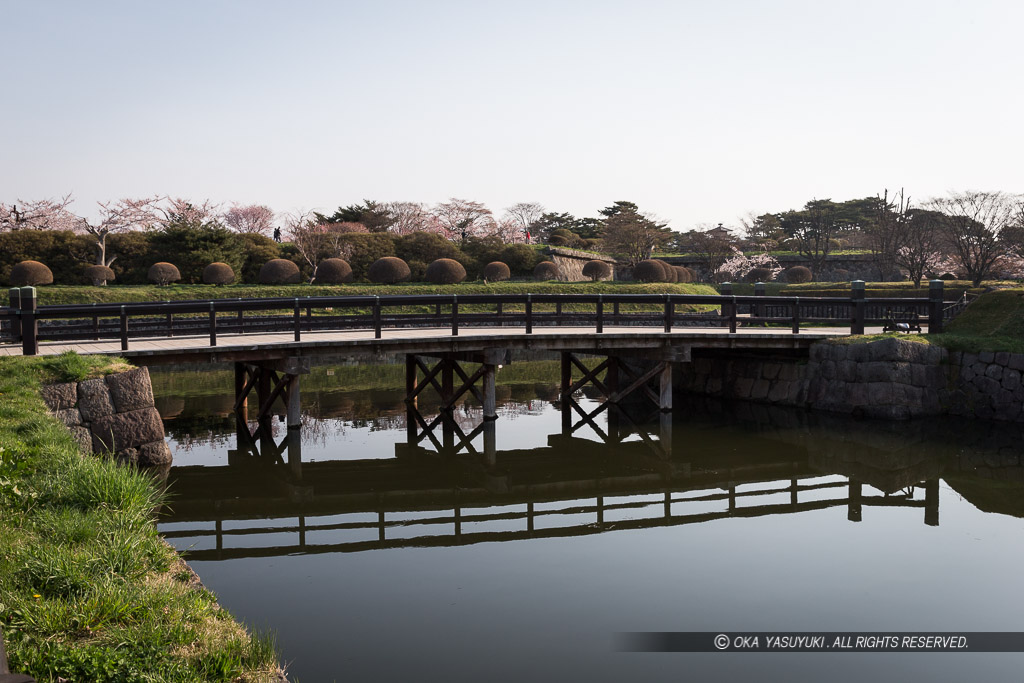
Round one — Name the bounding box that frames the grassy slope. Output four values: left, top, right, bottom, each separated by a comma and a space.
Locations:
0, 354, 280, 682
32, 281, 716, 306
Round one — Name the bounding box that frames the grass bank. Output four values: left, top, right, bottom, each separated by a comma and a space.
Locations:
30, 281, 716, 306
720, 280, 996, 299
0, 353, 281, 681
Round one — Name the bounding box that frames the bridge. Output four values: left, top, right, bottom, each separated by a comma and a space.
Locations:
1, 285, 957, 450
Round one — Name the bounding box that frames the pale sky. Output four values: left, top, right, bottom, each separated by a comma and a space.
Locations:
4, 0, 1023, 228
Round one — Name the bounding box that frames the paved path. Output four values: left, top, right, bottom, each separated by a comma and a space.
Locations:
0, 324, 882, 361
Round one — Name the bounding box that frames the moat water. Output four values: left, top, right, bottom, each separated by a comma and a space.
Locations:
153, 360, 1024, 682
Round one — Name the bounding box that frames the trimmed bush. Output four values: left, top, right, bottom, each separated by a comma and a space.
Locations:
784, 266, 813, 284
147, 262, 180, 286
746, 267, 772, 283
259, 258, 301, 284
202, 262, 235, 286
633, 259, 667, 283
10, 260, 54, 286
500, 244, 541, 274
673, 266, 692, 283
659, 261, 678, 283
314, 258, 353, 284
548, 235, 569, 247
425, 258, 467, 284
84, 264, 115, 286
582, 260, 612, 281
533, 261, 560, 281
483, 261, 511, 282
368, 257, 411, 284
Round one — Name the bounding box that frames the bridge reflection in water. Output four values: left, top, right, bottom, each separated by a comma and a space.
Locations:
157, 392, 986, 561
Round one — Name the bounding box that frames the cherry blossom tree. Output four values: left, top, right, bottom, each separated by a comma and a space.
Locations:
431, 198, 496, 244
0, 194, 81, 232
503, 202, 545, 242
162, 197, 220, 224
222, 204, 276, 236
384, 202, 435, 235
86, 197, 164, 266
715, 246, 783, 282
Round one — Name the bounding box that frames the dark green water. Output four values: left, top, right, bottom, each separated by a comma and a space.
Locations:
153, 362, 1024, 683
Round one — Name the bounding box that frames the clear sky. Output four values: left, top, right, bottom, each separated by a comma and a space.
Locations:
4, 0, 1023, 228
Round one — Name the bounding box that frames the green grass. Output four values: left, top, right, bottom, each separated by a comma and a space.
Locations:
32, 280, 716, 306
0, 355, 283, 681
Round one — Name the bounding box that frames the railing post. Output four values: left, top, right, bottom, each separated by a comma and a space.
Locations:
373, 296, 382, 339
928, 279, 944, 334
209, 301, 217, 347
20, 287, 38, 356
720, 282, 736, 333
754, 281, 765, 320
525, 294, 533, 334
238, 299, 244, 334
792, 296, 800, 334
729, 296, 737, 334
120, 304, 129, 351
8, 287, 21, 343
851, 280, 865, 335
452, 295, 459, 336
663, 294, 673, 333
596, 294, 603, 333
293, 298, 301, 342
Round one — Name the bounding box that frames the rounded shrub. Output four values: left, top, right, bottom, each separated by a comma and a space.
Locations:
633, 259, 667, 283
939, 272, 957, 280
658, 261, 678, 283
746, 267, 772, 283
548, 235, 569, 247
148, 262, 181, 286
84, 264, 115, 286
500, 244, 540, 274
582, 260, 612, 281
368, 257, 411, 284
483, 261, 511, 282
259, 258, 301, 284
314, 258, 353, 284
533, 261, 560, 281
10, 260, 54, 287
673, 266, 692, 283
784, 266, 813, 284
425, 258, 467, 285
202, 262, 235, 286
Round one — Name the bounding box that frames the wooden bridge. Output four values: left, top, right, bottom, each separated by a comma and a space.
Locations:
1, 284, 957, 448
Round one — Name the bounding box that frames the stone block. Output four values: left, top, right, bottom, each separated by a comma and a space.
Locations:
55, 408, 82, 428
706, 376, 723, 394
762, 363, 781, 380
974, 376, 1001, 396
911, 364, 929, 387
105, 367, 154, 413
40, 382, 77, 411
985, 364, 1004, 381
77, 379, 115, 422
820, 360, 836, 380
734, 377, 754, 398
858, 361, 892, 383
926, 366, 948, 390
960, 364, 976, 382
751, 379, 770, 400
138, 440, 173, 466
90, 407, 165, 453
863, 404, 911, 420
768, 381, 790, 403
837, 360, 857, 382
847, 344, 869, 362
1002, 369, 1021, 392
68, 426, 92, 453
846, 382, 870, 406
809, 344, 830, 362
787, 380, 805, 403
116, 448, 139, 465
778, 364, 800, 381
980, 351, 995, 364
867, 382, 894, 404
995, 352, 1011, 367
1008, 354, 1024, 371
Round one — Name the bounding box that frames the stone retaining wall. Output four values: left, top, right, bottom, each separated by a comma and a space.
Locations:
40, 366, 172, 466
675, 337, 1024, 423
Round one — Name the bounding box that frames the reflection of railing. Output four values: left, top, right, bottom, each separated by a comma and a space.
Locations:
161, 476, 936, 562
3, 284, 949, 355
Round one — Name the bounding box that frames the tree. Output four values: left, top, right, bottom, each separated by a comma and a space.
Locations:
600, 204, 671, 266
85, 197, 164, 267
162, 198, 220, 225
896, 208, 946, 286
865, 189, 911, 281
740, 212, 785, 248
533, 211, 603, 242
674, 224, 737, 279
223, 204, 276, 237
149, 211, 245, 283
779, 199, 841, 275
502, 202, 545, 242
320, 200, 394, 232
0, 194, 80, 231
928, 190, 1020, 286
431, 198, 495, 244
384, 202, 434, 235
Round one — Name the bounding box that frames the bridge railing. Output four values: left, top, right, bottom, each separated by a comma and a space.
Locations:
1, 280, 951, 355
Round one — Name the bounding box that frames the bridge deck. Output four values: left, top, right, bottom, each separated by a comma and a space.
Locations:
0, 324, 881, 364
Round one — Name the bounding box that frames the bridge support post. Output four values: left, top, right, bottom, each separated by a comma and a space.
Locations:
482, 363, 496, 420
659, 362, 673, 411
287, 375, 301, 429
234, 363, 248, 416
848, 480, 862, 522
925, 478, 939, 526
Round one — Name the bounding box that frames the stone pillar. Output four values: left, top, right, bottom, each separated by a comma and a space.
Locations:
482, 364, 496, 420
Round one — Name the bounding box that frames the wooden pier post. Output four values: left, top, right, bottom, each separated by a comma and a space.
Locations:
482, 364, 497, 420
925, 479, 939, 526
19, 287, 38, 356
234, 363, 248, 416
286, 374, 301, 429
848, 480, 863, 522
659, 361, 673, 411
